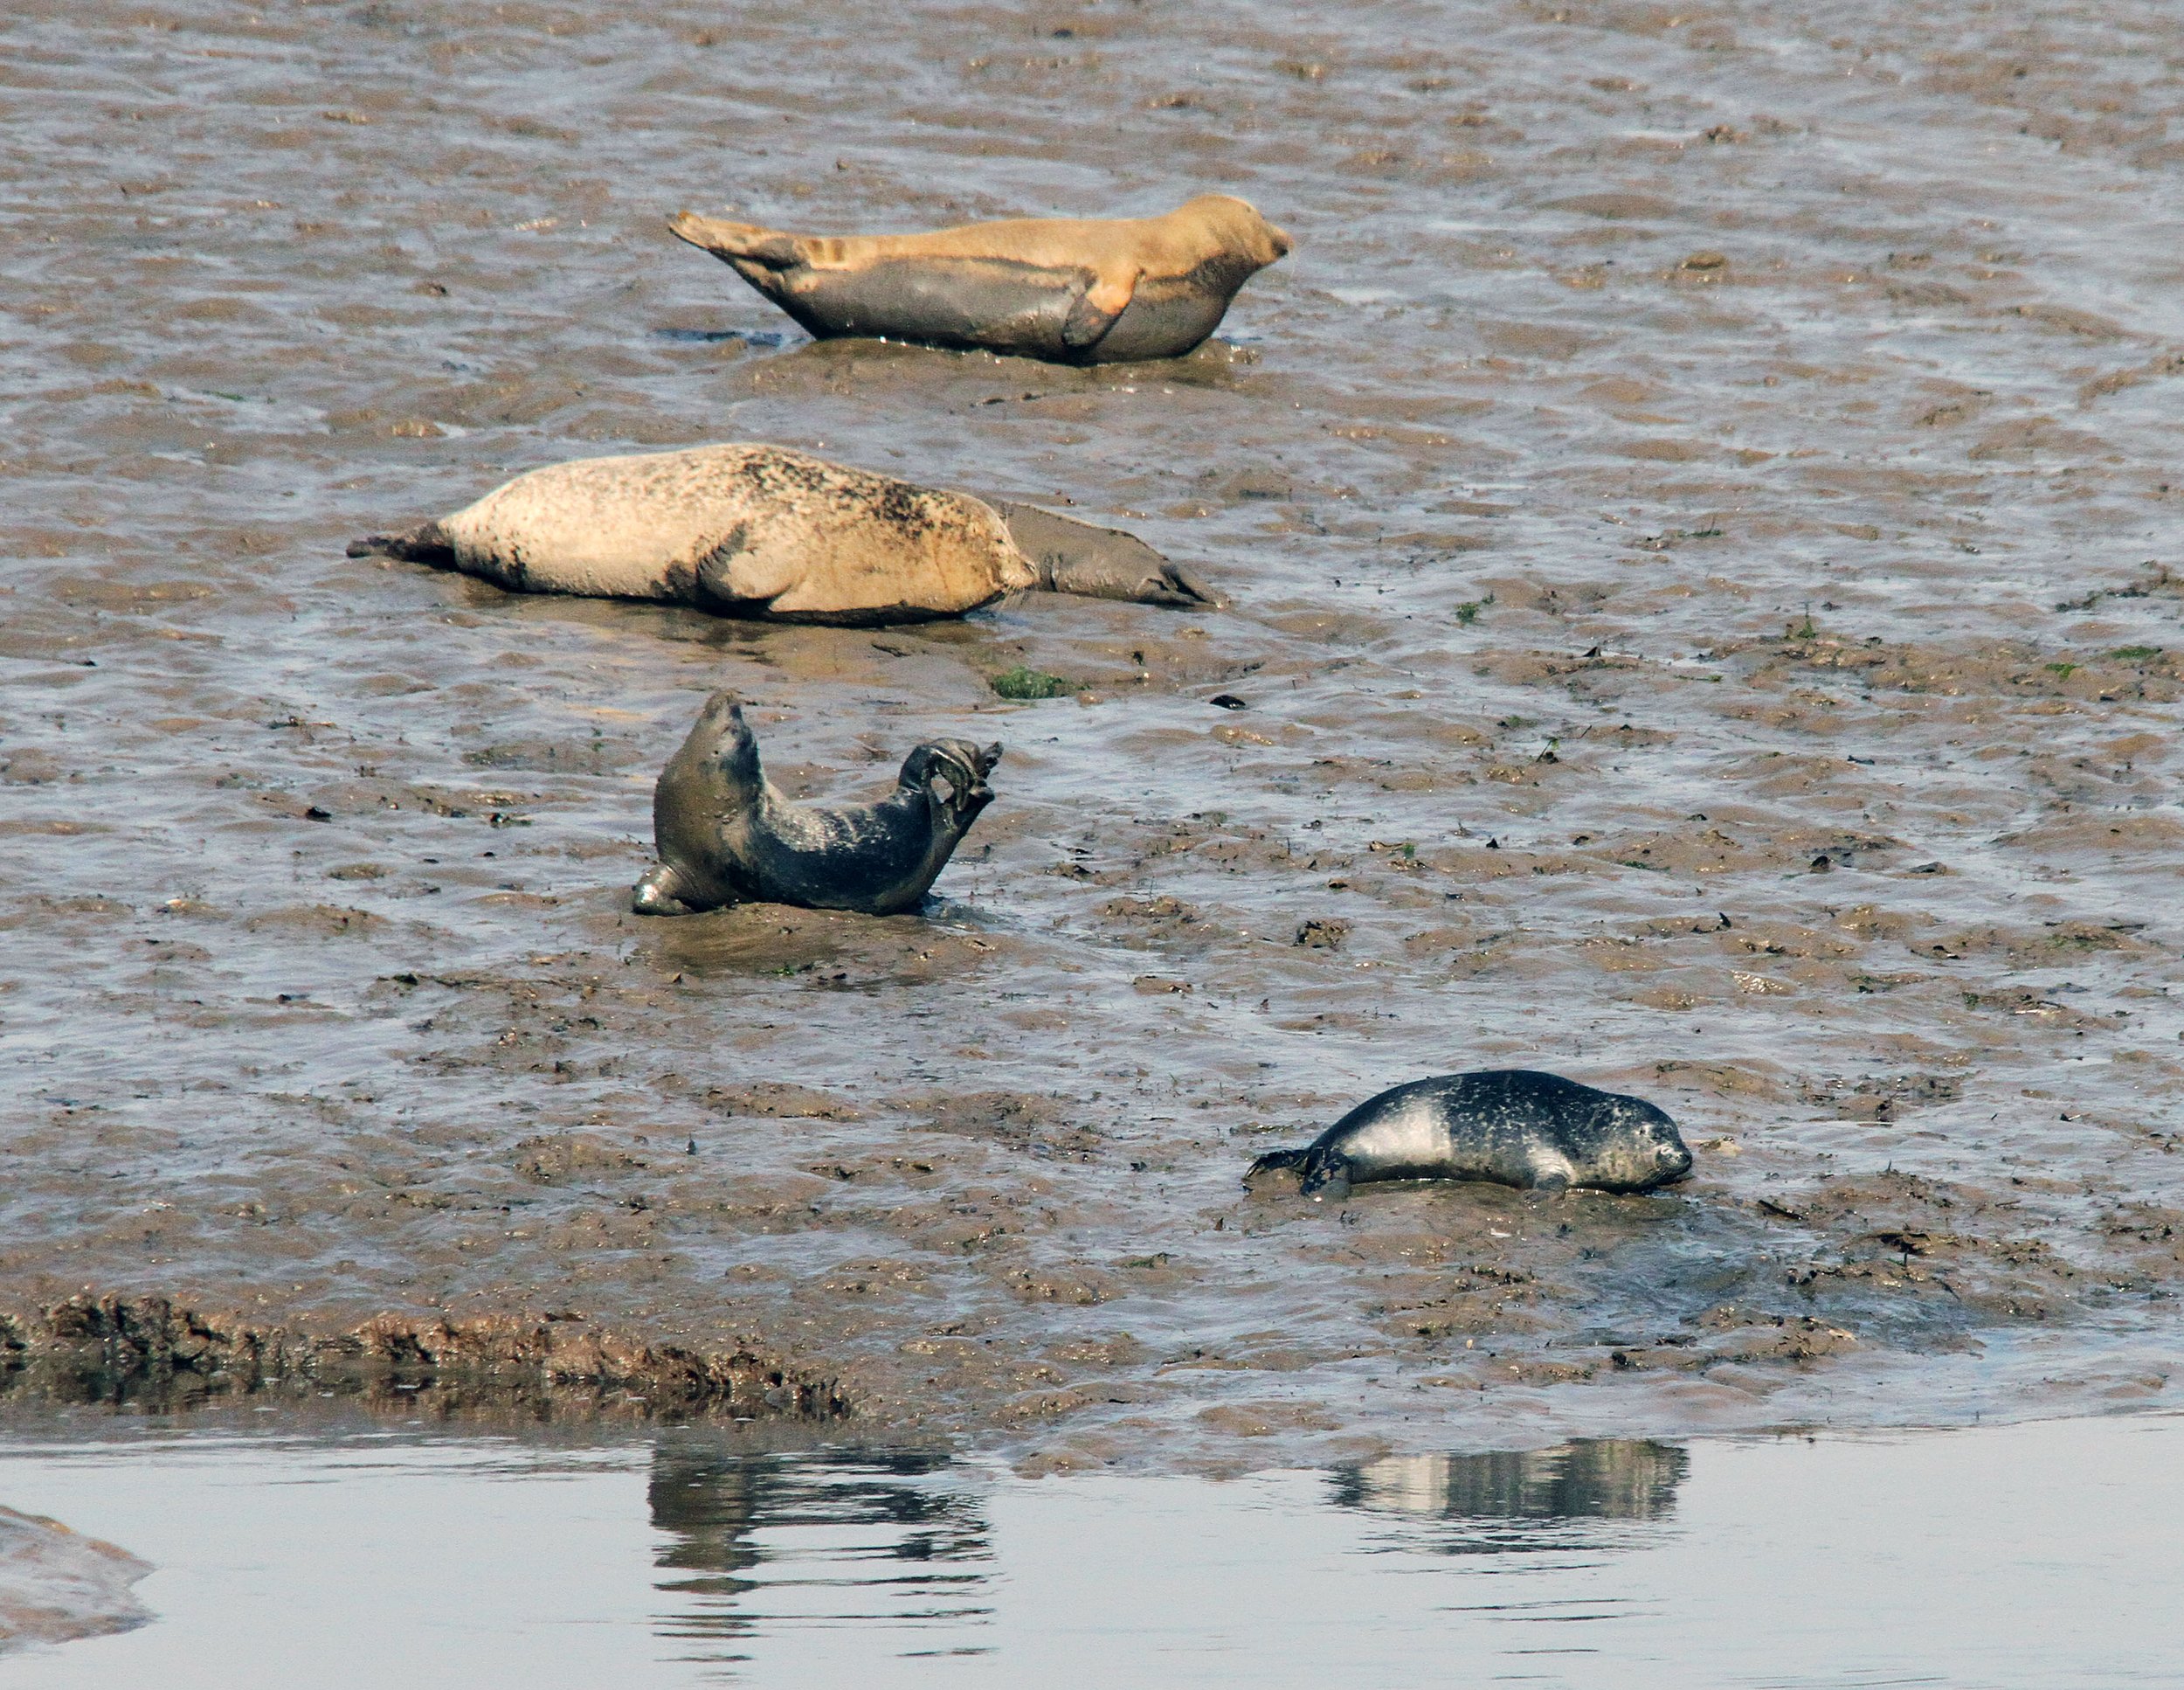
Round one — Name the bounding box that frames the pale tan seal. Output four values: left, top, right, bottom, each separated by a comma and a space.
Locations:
667, 194, 1291, 364
350, 443, 1213, 623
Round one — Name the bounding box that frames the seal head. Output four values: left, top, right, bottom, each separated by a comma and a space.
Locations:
1245, 1070, 1693, 1200
632, 690, 999, 918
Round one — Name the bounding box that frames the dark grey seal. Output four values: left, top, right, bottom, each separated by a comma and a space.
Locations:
632, 691, 999, 917
1245, 1070, 1693, 1200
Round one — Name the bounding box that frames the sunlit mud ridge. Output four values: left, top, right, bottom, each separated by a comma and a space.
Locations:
0, 1296, 850, 1422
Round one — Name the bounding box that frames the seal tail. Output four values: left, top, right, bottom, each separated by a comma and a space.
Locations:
667, 211, 805, 270
348, 520, 457, 567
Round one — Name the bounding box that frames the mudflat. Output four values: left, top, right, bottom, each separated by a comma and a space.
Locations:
3, 0, 2181, 1465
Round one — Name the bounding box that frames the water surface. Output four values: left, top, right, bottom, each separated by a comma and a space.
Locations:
1, 1412, 2178, 1686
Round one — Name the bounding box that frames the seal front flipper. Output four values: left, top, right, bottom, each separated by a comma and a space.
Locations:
990, 500, 1223, 608
1243, 1146, 1309, 1192
1244, 1144, 1352, 1197
1061, 265, 1142, 351
1525, 1145, 1579, 1194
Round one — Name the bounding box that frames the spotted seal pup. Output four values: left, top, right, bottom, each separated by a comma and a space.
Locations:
1246, 1070, 1693, 1199
350, 443, 1213, 621
632, 690, 999, 917
667, 195, 1291, 364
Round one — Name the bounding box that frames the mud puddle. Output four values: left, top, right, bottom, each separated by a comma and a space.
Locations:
3, 0, 2184, 1462
1, 1409, 2179, 1686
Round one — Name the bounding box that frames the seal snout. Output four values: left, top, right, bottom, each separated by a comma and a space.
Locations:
1639, 1107, 1695, 1185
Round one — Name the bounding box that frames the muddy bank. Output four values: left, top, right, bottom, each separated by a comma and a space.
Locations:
2, 0, 2182, 1464
0, 1294, 847, 1422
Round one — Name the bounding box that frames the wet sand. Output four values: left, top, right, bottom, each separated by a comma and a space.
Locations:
3, 0, 2183, 1463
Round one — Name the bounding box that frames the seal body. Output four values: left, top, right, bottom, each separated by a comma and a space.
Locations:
632, 690, 999, 917
351, 444, 1034, 625
667, 195, 1291, 364
350, 444, 1213, 620
1246, 1070, 1693, 1200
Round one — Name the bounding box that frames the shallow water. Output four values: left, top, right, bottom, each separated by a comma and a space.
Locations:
3, 0, 2184, 1458
1, 1411, 2179, 1686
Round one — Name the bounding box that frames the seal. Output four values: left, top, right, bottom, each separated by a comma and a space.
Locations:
667, 194, 1291, 364
1245, 1070, 1693, 1199
632, 689, 1000, 917
349, 443, 1213, 622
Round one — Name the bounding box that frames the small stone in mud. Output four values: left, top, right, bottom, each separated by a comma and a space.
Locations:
1207, 693, 1248, 710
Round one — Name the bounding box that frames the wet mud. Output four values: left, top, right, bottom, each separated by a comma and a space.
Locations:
3, 0, 2182, 1464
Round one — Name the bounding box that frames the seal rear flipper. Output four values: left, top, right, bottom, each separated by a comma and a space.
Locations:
667, 211, 805, 270
989, 500, 1224, 609
348, 520, 457, 567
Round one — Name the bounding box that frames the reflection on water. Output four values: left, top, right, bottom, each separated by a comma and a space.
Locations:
1337, 1437, 1685, 1524
0, 1416, 2176, 1687
646, 1443, 993, 1664
637, 1438, 1689, 1667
